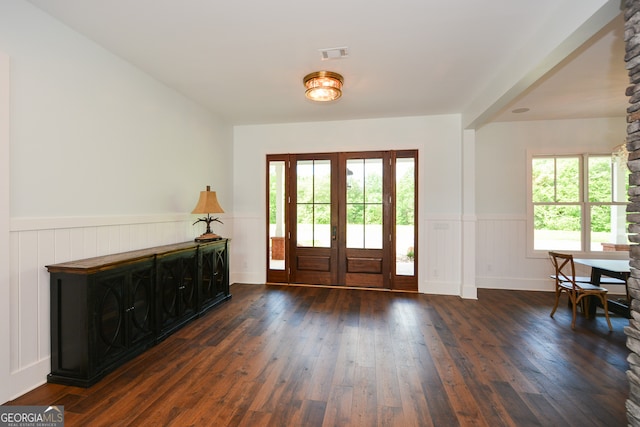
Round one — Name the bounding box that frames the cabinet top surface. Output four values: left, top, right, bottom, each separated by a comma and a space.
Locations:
46, 239, 227, 274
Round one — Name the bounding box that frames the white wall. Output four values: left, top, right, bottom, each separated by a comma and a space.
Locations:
0, 2, 232, 217
0, 2, 232, 402
1, 50, 11, 406
475, 118, 627, 291
232, 115, 464, 295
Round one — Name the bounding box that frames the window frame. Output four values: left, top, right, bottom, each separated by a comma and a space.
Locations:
527, 151, 628, 257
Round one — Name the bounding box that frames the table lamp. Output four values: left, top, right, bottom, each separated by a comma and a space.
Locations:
191, 185, 224, 241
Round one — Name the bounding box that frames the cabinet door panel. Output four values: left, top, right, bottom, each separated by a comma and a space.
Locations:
201, 251, 215, 302
158, 259, 179, 327
156, 249, 198, 336
213, 246, 228, 297
199, 241, 229, 311
129, 268, 154, 346
94, 274, 127, 367
179, 255, 198, 316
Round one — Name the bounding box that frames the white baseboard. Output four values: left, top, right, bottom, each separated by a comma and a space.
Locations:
476, 276, 627, 296
230, 271, 264, 285
420, 280, 462, 296
8, 358, 49, 401
477, 276, 553, 292
461, 284, 478, 299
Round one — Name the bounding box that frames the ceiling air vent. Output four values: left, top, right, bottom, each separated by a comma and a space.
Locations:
319, 47, 349, 60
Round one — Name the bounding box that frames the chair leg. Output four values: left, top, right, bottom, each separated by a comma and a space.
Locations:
601, 295, 613, 331
581, 297, 589, 318
576, 295, 589, 319
550, 288, 561, 317
570, 293, 577, 329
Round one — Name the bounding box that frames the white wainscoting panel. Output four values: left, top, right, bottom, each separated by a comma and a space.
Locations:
230, 215, 265, 284
422, 216, 462, 295
7, 214, 197, 399
477, 215, 629, 295
476, 215, 553, 291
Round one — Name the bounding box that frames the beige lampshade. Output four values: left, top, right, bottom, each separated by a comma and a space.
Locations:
191, 186, 224, 214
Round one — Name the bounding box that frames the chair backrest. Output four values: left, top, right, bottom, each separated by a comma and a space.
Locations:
549, 251, 578, 288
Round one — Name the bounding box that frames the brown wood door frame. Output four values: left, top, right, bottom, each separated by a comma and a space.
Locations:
266, 150, 418, 292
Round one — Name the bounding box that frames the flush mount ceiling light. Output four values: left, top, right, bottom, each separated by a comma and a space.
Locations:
303, 71, 344, 102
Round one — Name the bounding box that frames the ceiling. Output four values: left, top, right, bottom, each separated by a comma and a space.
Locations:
26, 0, 628, 127
492, 13, 628, 123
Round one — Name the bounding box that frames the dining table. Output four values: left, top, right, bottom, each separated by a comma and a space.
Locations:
573, 258, 630, 318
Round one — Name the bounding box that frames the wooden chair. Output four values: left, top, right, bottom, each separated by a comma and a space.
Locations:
549, 251, 612, 331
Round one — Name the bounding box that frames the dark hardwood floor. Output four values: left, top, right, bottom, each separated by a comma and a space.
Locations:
6, 284, 630, 426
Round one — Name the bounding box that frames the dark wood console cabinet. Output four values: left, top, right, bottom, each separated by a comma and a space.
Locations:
46, 239, 230, 387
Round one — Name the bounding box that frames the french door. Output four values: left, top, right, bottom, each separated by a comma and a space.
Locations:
267, 150, 417, 291
290, 153, 339, 286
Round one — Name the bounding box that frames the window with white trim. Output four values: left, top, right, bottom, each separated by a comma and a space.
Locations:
530, 153, 628, 252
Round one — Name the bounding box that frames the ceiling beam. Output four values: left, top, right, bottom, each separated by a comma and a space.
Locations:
462, 0, 623, 130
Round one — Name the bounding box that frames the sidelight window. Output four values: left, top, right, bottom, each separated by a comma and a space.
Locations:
396, 156, 415, 276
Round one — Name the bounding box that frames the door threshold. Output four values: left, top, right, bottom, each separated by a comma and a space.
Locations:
265, 282, 418, 293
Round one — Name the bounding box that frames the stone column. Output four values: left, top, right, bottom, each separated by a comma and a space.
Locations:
626, 1, 640, 425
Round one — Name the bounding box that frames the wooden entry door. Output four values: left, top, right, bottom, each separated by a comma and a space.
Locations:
338, 152, 390, 288
290, 154, 339, 286
289, 152, 390, 288
267, 150, 417, 291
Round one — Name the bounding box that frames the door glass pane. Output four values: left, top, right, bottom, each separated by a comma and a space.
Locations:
314, 161, 331, 203
297, 204, 313, 246
297, 159, 331, 248
314, 204, 331, 246
396, 157, 415, 276
365, 204, 383, 249
346, 204, 364, 248
269, 160, 286, 270
346, 159, 382, 249
365, 159, 383, 203
297, 161, 314, 203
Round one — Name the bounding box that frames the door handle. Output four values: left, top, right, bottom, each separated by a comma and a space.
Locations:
332, 226, 337, 241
